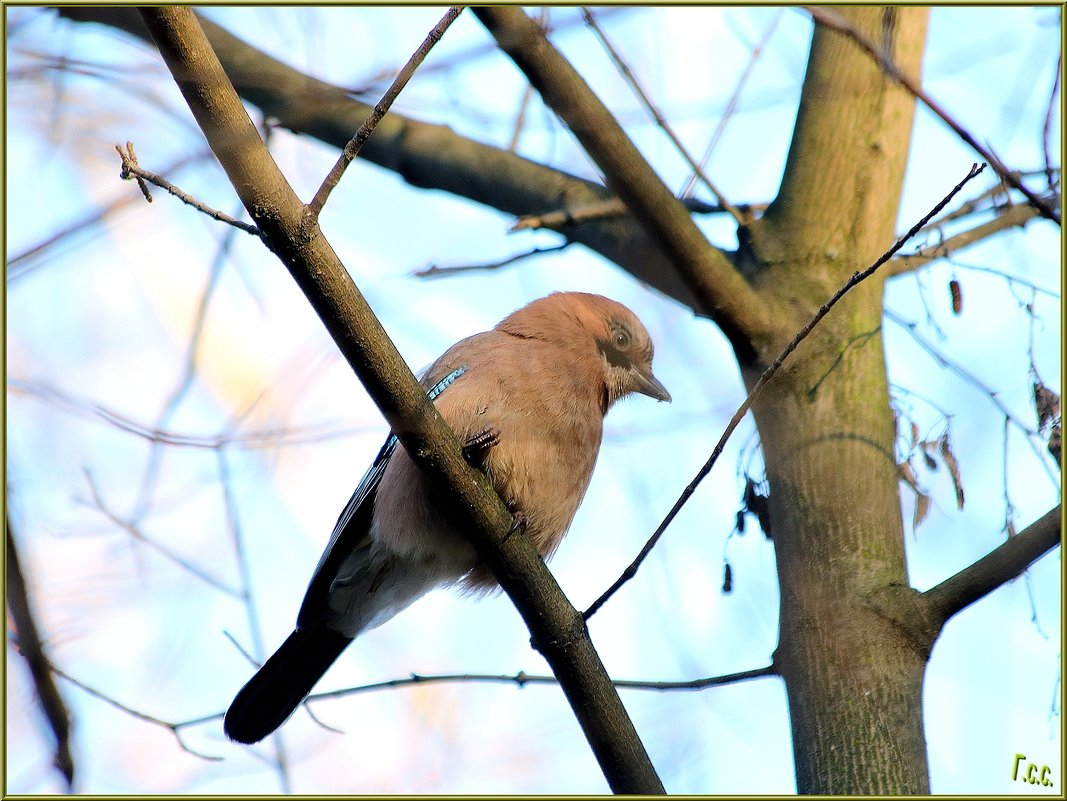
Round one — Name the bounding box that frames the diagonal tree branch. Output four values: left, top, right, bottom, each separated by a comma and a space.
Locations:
923, 505, 1061, 627
580, 7, 744, 225
136, 7, 662, 794
473, 6, 773, 361
307, 6, 464, 217
56, 7, 703, 314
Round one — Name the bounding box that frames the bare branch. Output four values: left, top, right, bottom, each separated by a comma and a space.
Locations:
923, 505, 1061, 626
307, 7, 464, 217
806, 6, 1061, 225
474, 6, 772, 361
585, 163, 986, 621
7, 515, 75, 789
137, 8, 662, 793
414, 243, 571, 278
883, 309, 1060, 488
680, 11, 783, 199
921, 171, 1056, 230
7, 151, 211, 283
217, 450, 293, 791
308, 663, 778, 703
888, 201, 1047, 276
581, 8, 745, 225
57, 7, 704, 313
50, 666, 223, 762
1042, 51, 1061, 191
7, 376, 376, 451
114, 142, 261, 236
81, 469, 241, 597
511, 196, 744, 232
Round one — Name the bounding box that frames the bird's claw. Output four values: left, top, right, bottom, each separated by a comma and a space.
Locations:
503, 512, 529, 543
462, 425, 501, 468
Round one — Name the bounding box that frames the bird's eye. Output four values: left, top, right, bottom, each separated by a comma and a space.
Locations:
614, 329, 631, 349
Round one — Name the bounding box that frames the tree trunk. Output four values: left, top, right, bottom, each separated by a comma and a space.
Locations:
744, 8, 932, 793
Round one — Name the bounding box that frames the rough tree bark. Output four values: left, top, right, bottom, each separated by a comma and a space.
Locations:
745, 8, 933, 793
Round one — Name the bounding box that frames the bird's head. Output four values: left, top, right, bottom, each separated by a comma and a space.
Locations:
498, 292, 671, 409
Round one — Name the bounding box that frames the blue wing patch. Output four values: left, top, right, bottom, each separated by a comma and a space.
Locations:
296, 366, 467, 629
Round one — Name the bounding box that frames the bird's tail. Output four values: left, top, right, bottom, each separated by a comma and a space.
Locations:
224, 625, 351, 744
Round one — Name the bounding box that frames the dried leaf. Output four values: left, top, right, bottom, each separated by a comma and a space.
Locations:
949, 278, 963, 315
910, 420, 920, 450
1033, 382, 1061, 433
743, 477, 772, 539
913, 492, 932, 530
898, 460, 922, 493
922, 449, 938, 472
743, 477, 758, 510
722, 562, 733, 594
939, 434, 965, 510
1048, 420, 1061, 466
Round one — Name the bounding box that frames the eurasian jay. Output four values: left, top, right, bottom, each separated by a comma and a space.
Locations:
223, 291, 670, 744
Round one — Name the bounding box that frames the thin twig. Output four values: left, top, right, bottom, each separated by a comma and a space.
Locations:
121, 140, 153, 201
506, 8, 548, 152
584, 162, 987, 621
918, 172, 1056, 234
8, 151, 211, 283
7, 377, 375, 451
581, 8, 745, 225
114, 143, 261, 235
414, 243, 571, 278
217, 450, 292, 792
45, 659, 775, 760
307, 7, 464, 216
307, 663, 778, 703
342, 7, 631, 94
130, 205, 245, 523
50, 666, 223, 762
888, 201, 1046, 276
680, 10, 783, 200
511, 197, 737, 232
81, 469, 241, 597
805, 6, 1060, 225
884, 308, 1060, 489
1042, 51, 1061, 191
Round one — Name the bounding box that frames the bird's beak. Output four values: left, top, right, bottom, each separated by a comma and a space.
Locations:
633, 367, 671, 403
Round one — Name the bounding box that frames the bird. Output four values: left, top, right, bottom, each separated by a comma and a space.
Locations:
223, 291, 671, 744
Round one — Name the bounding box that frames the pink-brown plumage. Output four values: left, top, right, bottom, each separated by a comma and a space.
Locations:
224, 291, 669, 744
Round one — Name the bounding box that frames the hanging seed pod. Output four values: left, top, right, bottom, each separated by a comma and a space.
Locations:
949, 279, 963, 315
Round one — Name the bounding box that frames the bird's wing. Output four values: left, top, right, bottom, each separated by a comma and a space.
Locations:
296, 366, 467, 629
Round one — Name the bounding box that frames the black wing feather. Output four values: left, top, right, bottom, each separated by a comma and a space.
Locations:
295, 366, 467, 630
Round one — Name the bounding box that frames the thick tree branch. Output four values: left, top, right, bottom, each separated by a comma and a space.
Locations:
57, 6, 703, 314
7, 515, 75, 789
473, 6, 772, 361
923, 505, 1061, 626
136, 8, 662, 794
